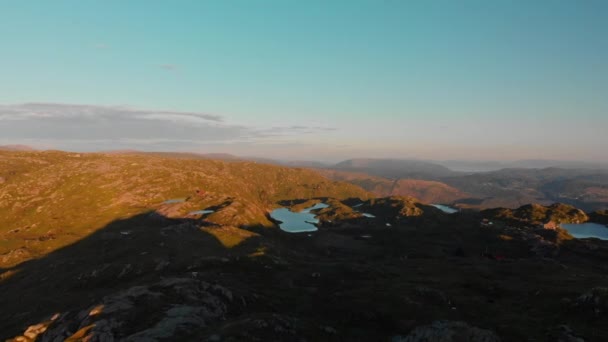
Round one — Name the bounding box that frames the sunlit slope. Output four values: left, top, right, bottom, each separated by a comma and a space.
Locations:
317, 169, 468, 203
0, 151, 371, 266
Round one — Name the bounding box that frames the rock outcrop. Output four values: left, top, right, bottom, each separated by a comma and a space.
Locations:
363, 196, 442, 221
392, 321, 501, 342
482, 203, 589, 225
9, 278, 234, 341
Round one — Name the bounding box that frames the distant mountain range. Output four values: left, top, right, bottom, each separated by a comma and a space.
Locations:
437, 159, 608, 172
316, 169, 469, 204
2, 148, 607, 211
317, 158, 608, 211
0, 144, 36, 151
332, 158, 457, 179
6, 146, 606, 172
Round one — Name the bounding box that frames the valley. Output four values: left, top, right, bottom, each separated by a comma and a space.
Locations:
317, 159, 608, 212
1, 151, 607, 341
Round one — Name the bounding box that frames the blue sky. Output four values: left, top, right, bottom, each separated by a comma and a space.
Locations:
0, 0, 606, 161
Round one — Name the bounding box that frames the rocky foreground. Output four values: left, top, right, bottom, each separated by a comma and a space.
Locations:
1, 151, 608, 341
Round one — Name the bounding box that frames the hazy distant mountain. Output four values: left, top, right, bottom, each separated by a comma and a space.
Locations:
100, 149, 142, 154
508, 159, 608, 170
333, 158, 458, 179
197, 153, 241, 160
437, 159, 608, 172
436, 160, 508, 172
318, 169, 469, 204
323, 160, 608, 211
0, 144, 36, 151
443, 167, 608, 211
283, 160, 329, 168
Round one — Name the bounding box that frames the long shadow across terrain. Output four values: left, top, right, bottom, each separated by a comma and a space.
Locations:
0, 211, 264, 339
2, 200, 608, 341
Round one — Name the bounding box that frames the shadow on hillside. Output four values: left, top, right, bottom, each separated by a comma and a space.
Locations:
0, 211, 264, 337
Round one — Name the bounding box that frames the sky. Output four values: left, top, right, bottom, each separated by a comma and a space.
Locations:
0, 0, 607, 162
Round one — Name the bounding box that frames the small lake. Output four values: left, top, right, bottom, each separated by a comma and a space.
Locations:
270, 203, 329, 233
188, 209, 215, 216
163, 198, 187, 204
561, 223, 608, 240
349, 203, 375, 218
432, 204, 458, 214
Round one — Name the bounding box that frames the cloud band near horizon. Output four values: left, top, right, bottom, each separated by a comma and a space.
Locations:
0, 103, 338, 152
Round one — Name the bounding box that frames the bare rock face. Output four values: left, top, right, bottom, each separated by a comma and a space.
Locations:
392, 321, 501, 342
0, 176, 5, 184
0, 247, 32, 267
364, 196, 441, 220
9, 278, 233, 342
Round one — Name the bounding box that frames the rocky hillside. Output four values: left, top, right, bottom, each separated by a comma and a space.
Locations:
2, 151, 608, 341
317, 169, 469, 204
0, 150, 370, 268
482, 203, 590, 225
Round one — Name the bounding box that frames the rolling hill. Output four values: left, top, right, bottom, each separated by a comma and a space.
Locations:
321, 160, 608, 211
332, 158, 459, 179
0, 144, 36, 151
443, 168, 608, 211
0, 150, 370, 268
317, 169, 469, 204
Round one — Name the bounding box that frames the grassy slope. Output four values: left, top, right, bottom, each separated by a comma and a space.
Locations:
0, 151, 371, 267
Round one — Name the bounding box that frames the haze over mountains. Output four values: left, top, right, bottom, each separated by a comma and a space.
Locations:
7, 145, 608, 171
5, 145, 607, 211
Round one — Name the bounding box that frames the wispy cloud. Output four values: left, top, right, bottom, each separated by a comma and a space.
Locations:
0, 103, 337, 151
0, 103, 222, 122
